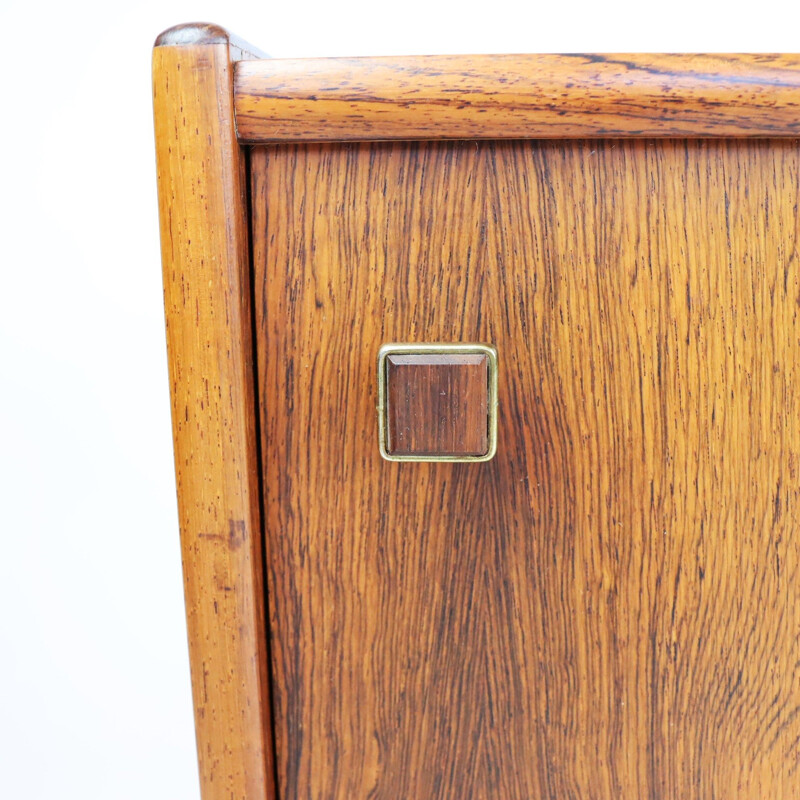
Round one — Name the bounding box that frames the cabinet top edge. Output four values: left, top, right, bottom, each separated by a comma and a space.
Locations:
233, 53, 800, 142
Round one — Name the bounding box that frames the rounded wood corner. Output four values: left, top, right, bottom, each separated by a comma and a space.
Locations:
154, 22, 268, 60
154, 22, 230, 49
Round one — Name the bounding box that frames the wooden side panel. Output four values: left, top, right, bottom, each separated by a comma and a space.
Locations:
235, 54, 800, 142
252, 139, 800, 799
153, 27, 275, 800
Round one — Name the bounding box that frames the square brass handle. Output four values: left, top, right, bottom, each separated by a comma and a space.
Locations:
377, 343, 498, 462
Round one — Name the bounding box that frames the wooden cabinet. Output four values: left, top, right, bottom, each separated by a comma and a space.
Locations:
154, 24, 800, 800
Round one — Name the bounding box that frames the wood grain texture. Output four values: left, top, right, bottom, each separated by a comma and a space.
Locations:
235, 53, 800, 142
153, 25, 275, 800
386, 353, 489, 457
252, 138, 800, 799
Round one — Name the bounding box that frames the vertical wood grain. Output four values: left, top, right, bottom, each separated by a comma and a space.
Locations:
153, 26, 275, 800
252, 138, 800, 799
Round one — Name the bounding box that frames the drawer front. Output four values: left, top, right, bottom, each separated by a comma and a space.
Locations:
252, 139, 800, 799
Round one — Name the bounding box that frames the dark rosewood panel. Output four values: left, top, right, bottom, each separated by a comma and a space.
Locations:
252, 138, 800, 800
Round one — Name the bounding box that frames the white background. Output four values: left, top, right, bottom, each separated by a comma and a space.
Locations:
1, 0, 798, 797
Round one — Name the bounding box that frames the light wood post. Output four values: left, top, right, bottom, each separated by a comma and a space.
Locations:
152, 23, 275, 800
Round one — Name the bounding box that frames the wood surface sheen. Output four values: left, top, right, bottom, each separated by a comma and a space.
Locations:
252, 138, 800, 799
386, 353, 489, 457
152, 25, 275, 800
235, 53, 800, 142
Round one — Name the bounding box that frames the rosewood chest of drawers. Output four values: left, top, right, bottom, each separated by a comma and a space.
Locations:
153, 23, 800, 799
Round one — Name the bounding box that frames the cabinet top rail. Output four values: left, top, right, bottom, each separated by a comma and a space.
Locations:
231, 53, 800, 142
